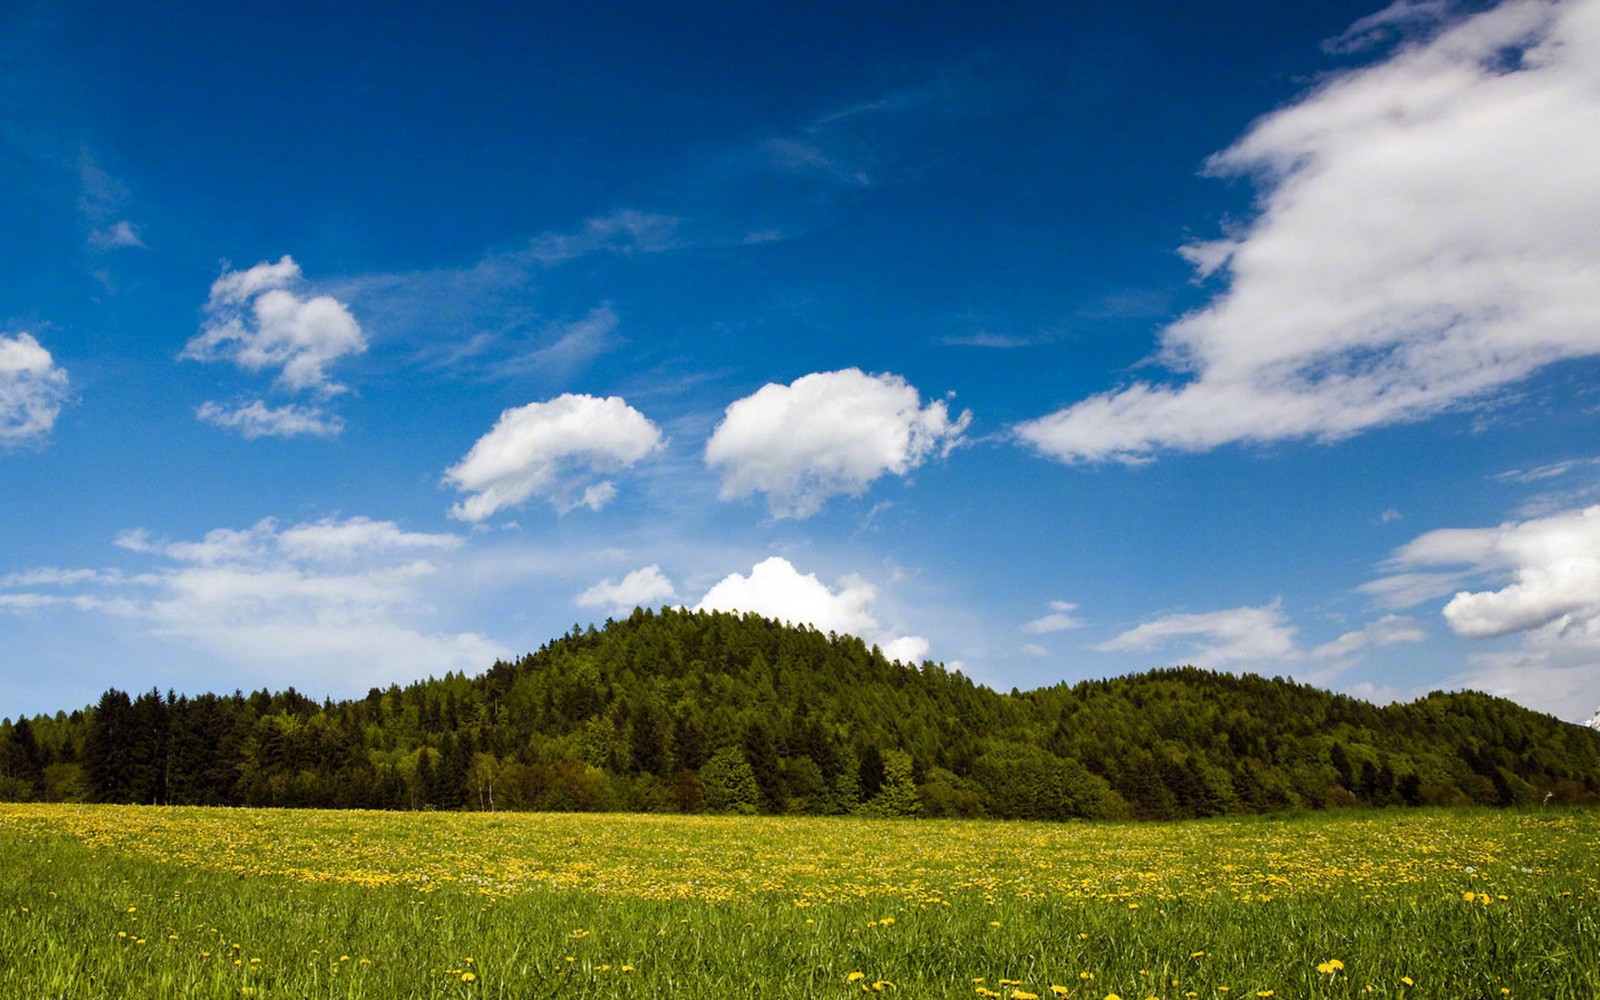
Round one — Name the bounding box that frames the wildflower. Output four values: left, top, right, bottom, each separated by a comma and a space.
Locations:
461, 971, 477, 984
1401, 977, 1414, 987
848, 972, 866, 982
1051, 988, 1070, 997
1012, 991, 1040, 1000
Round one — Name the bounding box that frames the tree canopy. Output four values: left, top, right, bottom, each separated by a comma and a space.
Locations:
3, 607, 1596, 817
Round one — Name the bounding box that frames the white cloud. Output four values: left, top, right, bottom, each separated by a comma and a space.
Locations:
0, 332, 70, 446
705, 368, 971, 519
1449, 649, 1600, 722
1096, 601, 1300, 668
1371, 505, 1600, 639
1309, 614, 1428, 660
1023, 600, 1083, 634
182, 255, 367, 395
444, 393, 664, 521
0, 516, 505, 691
195, 400, 344, 439
576, 565, 678, 616
1364, 504, 1600, 720
1021, 642, 1050, 658
1016, 0, 1600, 463
526, 211, 679, 265
88, 220, 145, 250
493, 305, 622, 379
693, 555, 930, 664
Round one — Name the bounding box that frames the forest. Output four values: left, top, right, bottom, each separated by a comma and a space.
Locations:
2, 607, 1597, 819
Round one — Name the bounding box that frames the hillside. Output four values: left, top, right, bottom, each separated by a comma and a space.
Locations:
2, 607, 1597, 817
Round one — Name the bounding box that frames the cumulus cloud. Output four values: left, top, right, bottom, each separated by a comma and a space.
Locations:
694, 556, 930, 664
182, 255, 367, 396
1363, 504, 1600, 720
1016, 0, 1600, 463
0, 516, 504, 690
1096, 601, 1300, 668
195, 400, 344, 439
0, 332, 70, 447
705, 369, 971, 519
444, 394, 664, 521
1023, 600, 1083, 634
576, 565, 678, 616
1370, 505, 1600, 639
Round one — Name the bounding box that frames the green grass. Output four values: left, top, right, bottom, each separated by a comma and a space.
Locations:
2, 805, 1597, 998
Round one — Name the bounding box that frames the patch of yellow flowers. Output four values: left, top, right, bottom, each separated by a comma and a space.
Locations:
2, 803, 1587, 908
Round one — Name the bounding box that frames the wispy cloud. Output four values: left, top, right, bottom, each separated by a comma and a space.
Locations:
0, 516, 506, 693
195, 400, 344, 439
1023, 600, 1083, 634
525, 210, 681, 265
1017, 0, 1600, 463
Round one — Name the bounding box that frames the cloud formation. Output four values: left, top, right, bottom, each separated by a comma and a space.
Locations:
576, 565, 678, 616
183, 256, 367, 396
526, 211, 680, 265
1097, 601, 1300, 668
1023, 600, 1083, 634
0, 516, 503, 691
195, 400, 344, 439
705, 369, 971, 519
1371, 505, 1600, 640
694, 555, 930, 664
444, 394, 664, 520
0, 333, 70, 447
1017, 0, 1600, 463
1363, 504, 1600, 720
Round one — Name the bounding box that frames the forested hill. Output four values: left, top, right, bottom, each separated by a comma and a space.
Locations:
3, 607, 1598, 818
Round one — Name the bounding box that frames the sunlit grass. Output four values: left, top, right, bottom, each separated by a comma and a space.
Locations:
2, 804, 1596, 997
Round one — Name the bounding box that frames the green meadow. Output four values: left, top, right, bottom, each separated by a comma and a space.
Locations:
2, 804, 1596, 999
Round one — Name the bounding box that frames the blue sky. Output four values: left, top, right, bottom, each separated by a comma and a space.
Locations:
4, 0, 1600, 723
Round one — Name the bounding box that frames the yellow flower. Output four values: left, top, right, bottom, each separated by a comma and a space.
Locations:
1012, 991, 1040, 1000
460, 971, 477, 984
1401, 977, 1414, 987
847, 972, 866, 983
1051, 988, 1070, 997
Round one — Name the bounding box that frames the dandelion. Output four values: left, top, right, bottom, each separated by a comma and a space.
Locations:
461, 971, 477, 984
848, 972, 866, 982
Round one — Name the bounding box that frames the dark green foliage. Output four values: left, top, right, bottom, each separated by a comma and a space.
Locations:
7, 608, 1600, 817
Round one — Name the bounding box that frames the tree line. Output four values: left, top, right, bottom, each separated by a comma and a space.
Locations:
3, 607, 1597, 818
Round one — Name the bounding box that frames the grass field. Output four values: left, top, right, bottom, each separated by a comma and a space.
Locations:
1, 804, 1596, 998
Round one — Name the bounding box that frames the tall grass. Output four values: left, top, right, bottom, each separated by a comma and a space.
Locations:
2, 805, 1595, 998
